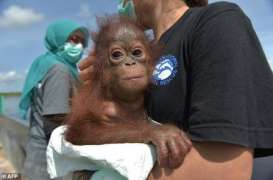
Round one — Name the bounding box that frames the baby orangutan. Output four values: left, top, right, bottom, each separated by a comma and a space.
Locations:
65, 15, 192, 171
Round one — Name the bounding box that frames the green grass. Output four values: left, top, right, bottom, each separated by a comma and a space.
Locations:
0, 92, 21, 97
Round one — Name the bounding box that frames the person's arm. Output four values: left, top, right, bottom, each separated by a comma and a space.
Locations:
42, 64, 73, 140
149, 142, 253, 180
44, 114, 66, 141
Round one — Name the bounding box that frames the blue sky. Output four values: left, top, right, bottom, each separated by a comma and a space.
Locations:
0, 0, 272, 92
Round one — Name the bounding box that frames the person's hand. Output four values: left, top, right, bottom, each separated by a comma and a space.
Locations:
79, 50, 95, 85
145, 123, 192, 169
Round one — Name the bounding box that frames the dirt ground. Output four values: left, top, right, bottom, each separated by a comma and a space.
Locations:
0, 147, 15, 173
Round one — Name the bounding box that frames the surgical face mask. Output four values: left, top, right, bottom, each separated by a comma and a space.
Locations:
118, 0, 136, 19
62, 42, 84, 64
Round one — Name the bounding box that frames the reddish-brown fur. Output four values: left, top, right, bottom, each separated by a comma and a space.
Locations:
65, 15, 192, 172
65, 15, 160, 145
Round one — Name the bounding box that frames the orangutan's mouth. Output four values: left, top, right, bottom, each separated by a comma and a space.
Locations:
122, 75, 144, 81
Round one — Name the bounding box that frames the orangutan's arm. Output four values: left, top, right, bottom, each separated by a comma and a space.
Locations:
65, 119, 148, 145
65, 119, 192, 169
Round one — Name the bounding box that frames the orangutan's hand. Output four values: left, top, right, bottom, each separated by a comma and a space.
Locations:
145, 124, 192, 169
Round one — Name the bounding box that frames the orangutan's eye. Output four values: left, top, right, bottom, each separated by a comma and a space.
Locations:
111, 50, 124, 60
132, 49, 143, 57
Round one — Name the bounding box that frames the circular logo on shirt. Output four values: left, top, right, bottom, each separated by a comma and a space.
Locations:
152, 55, 178, 86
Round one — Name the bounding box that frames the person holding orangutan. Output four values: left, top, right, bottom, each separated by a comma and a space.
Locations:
75, 0, 273, 179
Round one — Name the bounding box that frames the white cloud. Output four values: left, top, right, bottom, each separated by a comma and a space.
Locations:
0, 71, 24, 82
0, 5, 44, 28
78, 3, 92, 18
0, 71, 25, 92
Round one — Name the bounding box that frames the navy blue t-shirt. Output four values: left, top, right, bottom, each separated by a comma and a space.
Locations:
146, 2, 273, 157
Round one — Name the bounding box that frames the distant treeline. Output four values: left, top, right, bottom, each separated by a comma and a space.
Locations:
0, 92, 21, 97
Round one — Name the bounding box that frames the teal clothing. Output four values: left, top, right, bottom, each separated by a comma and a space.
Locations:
0, 96, 4, 114
91, 169, 126, 180
19, 20, 88, 119
118, 0, 136, 18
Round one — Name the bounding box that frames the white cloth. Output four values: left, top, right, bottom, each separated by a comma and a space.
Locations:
46, 126, 156, 180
